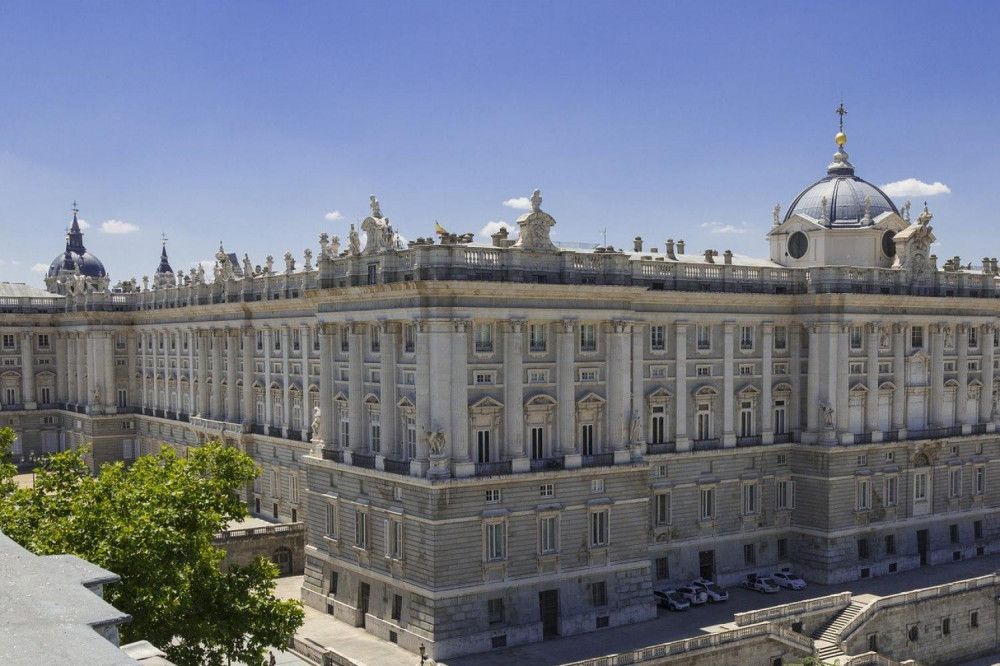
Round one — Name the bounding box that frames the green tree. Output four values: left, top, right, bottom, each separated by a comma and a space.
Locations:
0, 428, 303, 666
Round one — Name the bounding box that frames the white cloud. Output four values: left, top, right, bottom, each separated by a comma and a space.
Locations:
11, 260, 20, 265
700, 221, 748, 235
76, 218, 91, 230
502, 197, 532, 211
31, 263, 48, 274
879, 178, 951, 198
101, 219, 139, 234
0, 259, 5, 266
324, 210, 344, 221
478, 221, 516, 241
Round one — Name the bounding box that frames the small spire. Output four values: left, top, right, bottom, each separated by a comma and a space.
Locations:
836, 101, 848, 133
160, 232, 168, 246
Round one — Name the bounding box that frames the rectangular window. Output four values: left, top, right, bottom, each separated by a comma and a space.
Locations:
581, 424, 595, 455
655, 556, 669, 580
696, 365, 711, 377
743, 482, 758, 515
975, 520, 983, 540
591, 581, 608, 607
943, 617, 951, 636
696, 325, 711, 351
37, 334, 50, 349
740, 325, 753, 350
326, 505, 337, 537
328, 572, 339, 595
743, 543, 756, 566
370, 325, 381, 353
700, 487, 715, 520
696, 403, 711, 440
486, 488, 501, 504
879, 362, 892, 374
776, 480, 795, 510
911, 326, 924, 349
884, 476, 898, 507
654, 492, 671, 526
579, 324, 597, 352
386, 519, 403, 559
539, 515, 558, 554
914, 471, 929, 503
474, 324, 494, 353
650, 365, 666, 378
487, 598, 505, 625
355, 512, 369, 549
858, 538, 870, 559
367, 263, 378, 285
404, 324, 416, 353
850, 326, 863, 350
857, 454, 868, 466
739, 363, 754, 375
969, 360, 981, 372
650, 405, 666, 443
773, 362, 788, 375
950, 523, 960, 544
340, 330, 349, 353
406, 417, 417, 459
590, 509, 609, 547
949, 468, 962, 498
486, 521, 507, 561
777, 538, 788, 559
969, 327, 979, 349
1, 335, 14, 349
579, 368, 598, 382
972, 611, 979, 628
886, 534, 896, 555
650, 325, 666, 351
392, 594, 402, 621
773, 326, 787, 350
856, 478, 871, 510
540, 483, 554, 498
474, 371, 495, 386
370, 412, 381, 452
975, 465, 985, 495
590, 478, 604, 493
528, 370, 548, 384
850, 362, 864, 374
529, 324, 547, 353
531, 426, 545, 459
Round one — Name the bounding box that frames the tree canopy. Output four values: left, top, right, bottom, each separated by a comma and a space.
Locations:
0, 429, 303, 666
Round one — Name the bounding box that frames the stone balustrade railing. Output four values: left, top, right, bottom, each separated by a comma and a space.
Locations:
732, 591, 852, 627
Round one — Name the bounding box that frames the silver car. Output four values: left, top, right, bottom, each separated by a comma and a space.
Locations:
653, 588, 691, 611
691, 579, 729, 602
675, 585, 709, 605
771, 571, 807, 590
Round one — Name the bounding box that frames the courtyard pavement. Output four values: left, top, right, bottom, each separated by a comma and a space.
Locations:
274, 553, 1000, 666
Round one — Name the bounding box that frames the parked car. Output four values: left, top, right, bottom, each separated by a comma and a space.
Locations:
690, 579, 729, 603
771, 571, 807, 590
653, 588, 691, 611
675, 585, 709, 605
740, 574, 779, 593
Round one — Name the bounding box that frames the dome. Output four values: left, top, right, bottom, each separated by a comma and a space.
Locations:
784, 146, 899, 228
47, 209, 107, 279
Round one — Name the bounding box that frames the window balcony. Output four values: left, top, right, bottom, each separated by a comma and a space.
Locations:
581, 452, 615, 468
475, 460, 513, 477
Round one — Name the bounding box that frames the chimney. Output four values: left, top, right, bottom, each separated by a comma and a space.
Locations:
724, 249, 733, 265
677, 240, 685, 255
703, 249, 715, 264
665, 239, 676, 260
634, 236, 643, 252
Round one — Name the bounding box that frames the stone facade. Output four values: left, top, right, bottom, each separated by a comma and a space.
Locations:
4, 132, 1000, 659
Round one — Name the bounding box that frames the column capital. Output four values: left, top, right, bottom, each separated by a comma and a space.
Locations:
560, 319, 575, 333
611, 320, 630, 334
453, 320, 471, 334
506, 319, 525, 334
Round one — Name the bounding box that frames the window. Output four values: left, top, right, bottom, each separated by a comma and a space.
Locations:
590, 510, 609, 547
486, 521, 507, 561
328, 571, 339, 595
740, 325, 753, 350
355, 512, 369, 549
908, 625, 919, 642
581, 423, 595, 455
975, 465, 985, 495
650, 406, 666, 443
386, 519, 403, 559
969, 327, 979, 349
856, 478, 871, 510
971, 611, 979, 628
911, 326, 923, 349
774, 400, 787, 435
486, 488, 501, 504
654, 492, 671, 526
1, 335, 13, 349
474, 324, 493, 353
529, 324, 547, 353
650, 325, 665, 351
289, 474, 299, 504
739, 363, 753, 375
37, 334, 50, 349
695, 365, 711, 377
700, 487, 715, 520
773, 326, 787, 350
404, 324, 416, 353
776, 453, 787, 466
579, 324, 597, 352
969, 360, 980, 372
849, 362, 864, 374
403, 371, 415, 385
944, 361, 956, 372
950, 523, 960, 544
122, 440, 135, 459
531, 426, 545, 460
773, 362, 788, 375
858, 538, 870, 559
914, 471, 929, 503
850, 326, 863, 350
949, 468, 962, 498
696, 325, 711, 351
326, 505, 337, 537
879, 362, 891, 374
696, 403, 711, 440
370, 412, 381, 452
942, 617, 951, 636
776, 480, 795, 510
367, 263, 378, 285
591, 581, 608, 607
540, 483, 554, 498
474, 371, 495, 386
885, 451, 895, 462
743, 543, 756, 566
739, 400, 754, 437
655, 557, 669, 580
340, 331, 349, 353
591, 478, 604, 493
654, 464, 667, 477
370, 325, 381, 353
884, 476, 898, 507
39, 387, 51, 404
528, 370, 548, 384
857, 454, 867, 466
743, 482, 759, 514
392, 594, 403, 621
975, 520, 984, 539
579, 368, 598, 382
539, 515, 558, 554
476, 429, 491, 463
650, 365, 666, 378
487, 598, 505, 624
886, 534, 896, 555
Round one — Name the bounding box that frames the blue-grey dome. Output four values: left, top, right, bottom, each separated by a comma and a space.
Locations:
784, 147, 899, 228
47, 210, 107, 279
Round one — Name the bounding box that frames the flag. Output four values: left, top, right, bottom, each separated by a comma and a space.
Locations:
434, 221, 447, 236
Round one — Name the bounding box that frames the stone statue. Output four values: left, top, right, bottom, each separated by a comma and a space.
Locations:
944, 326, 954, 349
319, 232, 329, 258
349, 224, 361, 254
243, 254, 253, 277
311, 405, 321, 437
862, 195, 872, 222
426, 429, 446, 456
992, 392, 999, 421
264, 255, 274, 274
902, 200, 912, 224
92, 386, 101, 404
370, 194, 382, 219
630, 414, 642, 443
821, 401, 835, 428
772, 203, 781, 226
819, 196, 829, 224
284, 251, 295, 272
142, 275, 149, 290
304, 248, 313, 270
330, 235, 341, 257
878, 325, 889, 350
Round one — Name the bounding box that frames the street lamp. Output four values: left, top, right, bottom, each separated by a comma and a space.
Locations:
419, 643, 427, 665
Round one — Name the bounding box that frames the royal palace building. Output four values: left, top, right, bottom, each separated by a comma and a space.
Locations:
4, 127, 1000, 659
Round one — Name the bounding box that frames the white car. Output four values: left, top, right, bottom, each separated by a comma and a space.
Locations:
741, 574, 780, 593
691, 579, 729, 602
771, 571, 807, 590
675, 585, 709, 605
653, 588, 691, 611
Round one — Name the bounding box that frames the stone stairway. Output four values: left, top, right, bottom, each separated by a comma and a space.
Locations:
810, 600, 867, 662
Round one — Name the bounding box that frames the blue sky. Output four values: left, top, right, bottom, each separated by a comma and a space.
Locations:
2, 1, 999, 286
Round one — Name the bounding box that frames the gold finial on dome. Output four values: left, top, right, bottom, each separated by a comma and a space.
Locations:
835, 131, 848, 146
835, 101, 848, 145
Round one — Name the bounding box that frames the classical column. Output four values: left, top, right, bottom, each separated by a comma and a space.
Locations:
631, 324, 644, 449
103, 333, 115, 411
56, 333, 68, 404
980, 324, 995, 422
151, 333, 159, 410
556, 320, 576, 454
504, 321, 525, 460
187, 330, 196, 415
789, 324, 802, 433
226, 328, 239, 422
86, 334, 97, 407
722, 322, 735, 447
66, 333, 78, 405
281, 327, 291, 434
174, 330, 182, 413
76, 334, 87, 407
380, 322, 399, 456
263, 327, 273, 425
865, 324, 879, 432
348, 323, 364, 450
139, 332, 147, 409
21, 332, 35, 408
415, 320, 431, 459
806, 324, 820, 432
929, 324, 944, 426
318, 325, 334, 443
607, 321, 631, 450
674, 322, 689, 450
197, 329, 210, 417
957, 324, 969, 426
835, 325, 849, 433
127, 332, 137, 410
242, 326, 255, 425
450, 321, 470, 461
892, 325, 906, 431
160, 331, 169, 409
761, 323, 773, 442
211, 330, 224, 419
